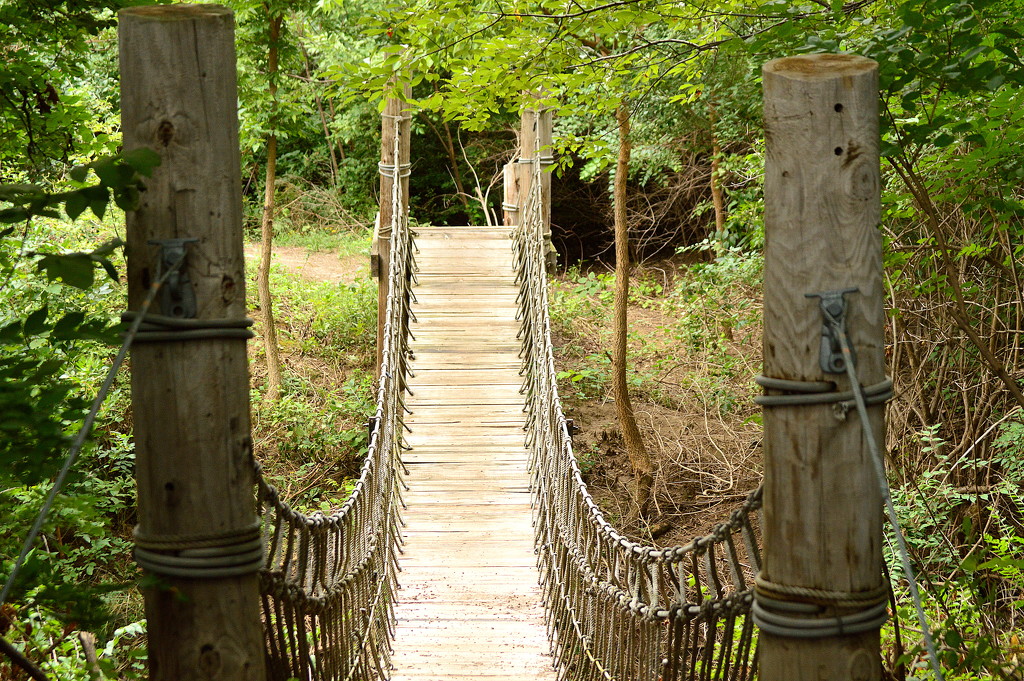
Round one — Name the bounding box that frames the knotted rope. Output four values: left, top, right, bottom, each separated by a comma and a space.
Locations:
513, 109, 763, 681
254, 111, 414, 681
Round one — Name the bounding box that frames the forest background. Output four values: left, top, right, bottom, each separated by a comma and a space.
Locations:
1, 0, 1023, 678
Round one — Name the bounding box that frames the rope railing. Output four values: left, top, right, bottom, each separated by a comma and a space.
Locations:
513, 111, 764, 681
254, 112, 414, 681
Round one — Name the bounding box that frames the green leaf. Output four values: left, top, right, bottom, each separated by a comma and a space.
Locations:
23, 306, 49, 336
37, 253, 96, 290
0, 207, 29, 224
65, 191, 89, 220
97, 258, 119, 283
122, 147, 161, 176
69, 165, 89, 183
52, 312, 86, 338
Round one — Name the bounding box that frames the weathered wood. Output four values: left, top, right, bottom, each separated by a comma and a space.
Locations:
390, 226, 556, 681
503, 161, 520, 226
518, 97, 537, 218
119, 7, 265, 680
375, 80, 411, 375
536, 98, 554, 271
759, 53, 884, 681
516, 93, 556, 270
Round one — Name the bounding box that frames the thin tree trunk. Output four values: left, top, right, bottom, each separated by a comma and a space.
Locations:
708, 99, 733, 340
327, 98, 345, 160
298, 37, 338, 185
441, 119, 470, 207
708, 98, 726, 235
258, 12, 284, 402
420, 104, 469, 207
612, 103, 653, 521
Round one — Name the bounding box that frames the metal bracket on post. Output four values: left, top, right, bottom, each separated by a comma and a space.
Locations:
149, 238, 199, 319
805, 287, 859, 374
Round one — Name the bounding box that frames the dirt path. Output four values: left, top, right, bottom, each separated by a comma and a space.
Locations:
243, 244, 368, 284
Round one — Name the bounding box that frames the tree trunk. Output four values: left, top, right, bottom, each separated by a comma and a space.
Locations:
612, 103, 653, 522
708, 98, 726, 236
258, 12, 284, 402
298, 36, 338, 185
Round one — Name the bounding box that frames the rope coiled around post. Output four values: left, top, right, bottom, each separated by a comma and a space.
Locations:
751, 574, 890, 639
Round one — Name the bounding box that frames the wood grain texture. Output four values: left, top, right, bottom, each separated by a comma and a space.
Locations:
376, 82, 411, 373
119, 7, 265, 680
503, 161, 520, 227
390, 226, 556, 681
760, 53, 884, 681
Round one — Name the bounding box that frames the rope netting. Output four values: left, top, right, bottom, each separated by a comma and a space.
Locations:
254, 112, 414, 681
513, 111, 764, 681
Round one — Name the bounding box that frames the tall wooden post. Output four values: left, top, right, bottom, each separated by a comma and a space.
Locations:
502, 161, 519, 227
518, 92, 555, 269
758, 54, 885, 681
517, 97, 537, 221
375, 81, 411, 375
120, 7, 265, 680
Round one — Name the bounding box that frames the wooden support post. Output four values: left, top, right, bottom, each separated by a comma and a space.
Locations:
759, 54, 884, 681
517, 96, 537, 221
119, 7, 265, 680
518, 92, 556, 269
376, 81, 411, 376
502, 160, 519, 227
536, 100, 555, 271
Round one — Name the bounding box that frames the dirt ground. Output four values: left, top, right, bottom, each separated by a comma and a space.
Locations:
552, 262, 765, 548
244, 244, 367, 283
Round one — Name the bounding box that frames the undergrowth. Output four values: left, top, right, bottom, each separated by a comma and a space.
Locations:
246, 229, 377, 514
549, 240, 1024, 679
0, 204, 375, 678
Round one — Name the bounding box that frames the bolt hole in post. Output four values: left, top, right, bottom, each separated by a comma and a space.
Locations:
834, 147, 844, 155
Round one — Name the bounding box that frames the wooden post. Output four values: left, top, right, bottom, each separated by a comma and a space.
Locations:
518, 92, 556, 269
517, 96, 537, 222
376, 80, 411, 376
120, 7, 265, 680
502, 161, 519, 227
759, 54, 884, 681
536, 100, 555, 271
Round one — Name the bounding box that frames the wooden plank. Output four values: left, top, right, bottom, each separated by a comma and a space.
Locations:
390, 226, 554, 681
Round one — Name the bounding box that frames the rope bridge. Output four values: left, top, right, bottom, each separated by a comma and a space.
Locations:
245, 106, 764, 681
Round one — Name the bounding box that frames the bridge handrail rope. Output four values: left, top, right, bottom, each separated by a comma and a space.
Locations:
254, 111, 413, 681
513, 109, 763, 681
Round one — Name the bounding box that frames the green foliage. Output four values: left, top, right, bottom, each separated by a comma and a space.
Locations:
0, 0, 139, 182
0, 208, 142, 666
255, 371, 374, 478
0, 3, 158, 666
6, 611, 146, 681
228, 0, 386, 214
557, 354, 610, 400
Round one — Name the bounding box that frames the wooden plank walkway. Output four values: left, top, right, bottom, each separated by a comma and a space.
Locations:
389, 226, 556, 680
